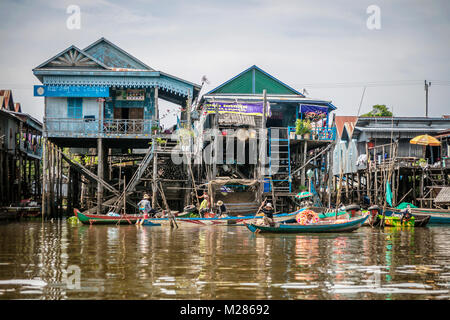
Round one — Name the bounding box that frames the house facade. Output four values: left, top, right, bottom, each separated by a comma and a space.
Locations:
33, 38, 201, 215
194, 65, 338, 211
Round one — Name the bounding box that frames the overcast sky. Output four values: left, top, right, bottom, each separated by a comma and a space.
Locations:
0, 0, 449, 126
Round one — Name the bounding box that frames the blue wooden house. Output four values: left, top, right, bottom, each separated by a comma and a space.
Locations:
33, 37, 201, 149
33, 38, 201, 215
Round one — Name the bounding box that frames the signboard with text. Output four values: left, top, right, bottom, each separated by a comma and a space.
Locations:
34, 85, 109, 97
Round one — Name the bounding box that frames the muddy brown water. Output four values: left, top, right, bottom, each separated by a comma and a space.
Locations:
0, 220, 450, 300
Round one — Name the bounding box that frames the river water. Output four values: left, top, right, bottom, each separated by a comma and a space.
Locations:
0, 220, 450, 300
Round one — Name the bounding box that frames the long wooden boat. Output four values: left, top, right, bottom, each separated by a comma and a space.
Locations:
74, 209, 161, 225
146, 211, 302, 226
245, 215, 369, 234
74, 208, 301, 226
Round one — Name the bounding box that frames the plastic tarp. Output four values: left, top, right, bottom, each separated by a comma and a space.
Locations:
395, 202, 418, 209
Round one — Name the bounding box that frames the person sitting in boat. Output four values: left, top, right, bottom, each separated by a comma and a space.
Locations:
261, 202, 275, 226
305, 211, 319, 225
400, 205, 412, 224
296, 209, 319, 225
216, 200, 227, 217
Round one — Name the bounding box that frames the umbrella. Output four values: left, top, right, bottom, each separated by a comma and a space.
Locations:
410, 134, 441, 164
295, 191, 313, 199
409, 134, 441, 146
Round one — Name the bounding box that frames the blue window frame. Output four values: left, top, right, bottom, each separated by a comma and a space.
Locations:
67, 98, 83, 118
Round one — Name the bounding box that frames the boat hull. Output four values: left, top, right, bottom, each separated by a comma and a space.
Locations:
74, 209, 301, 226
245, 215, 368, 234
378, 210, 431, 227
75, 209, 156, 225
408, 208, 450, 225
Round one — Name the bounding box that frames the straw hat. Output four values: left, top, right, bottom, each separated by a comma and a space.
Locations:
143, 194, 150, 200
217, 200, 223, 206
265, 203, 273, 208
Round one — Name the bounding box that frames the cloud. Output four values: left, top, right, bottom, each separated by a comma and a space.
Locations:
0, 0, 449, 122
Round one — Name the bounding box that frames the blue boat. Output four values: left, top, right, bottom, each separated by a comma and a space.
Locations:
144, 210, 302, 227
245, 215, 369, 234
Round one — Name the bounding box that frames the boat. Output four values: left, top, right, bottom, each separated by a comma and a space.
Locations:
147, 210, 302, 226
74, 209, 162, 225
401, 208, 450, 225
245, 215, 369, 234
388, 202, 449, 225
74, 208, 302, 226
374, 210, 430, 227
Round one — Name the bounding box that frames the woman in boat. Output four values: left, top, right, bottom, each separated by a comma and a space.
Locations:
305, 211, 319, 225
261, 202, 275, 226
216, 200, 227, 217
296, 209, 319, 225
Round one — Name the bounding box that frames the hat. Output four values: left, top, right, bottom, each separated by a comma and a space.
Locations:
143, 194, 150, 200
265, 203, 273, 208
217, 200, 223, 206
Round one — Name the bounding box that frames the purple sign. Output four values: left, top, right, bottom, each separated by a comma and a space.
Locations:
300, 104, 328, 115
205, 102, 265, 116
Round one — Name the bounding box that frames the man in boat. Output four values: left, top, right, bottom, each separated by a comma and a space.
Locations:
216, 200, 227, 217
261, 202, 275, 226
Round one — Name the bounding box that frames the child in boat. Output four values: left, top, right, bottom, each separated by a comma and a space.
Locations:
137, 194, 152, 225
400, 205, 412, 224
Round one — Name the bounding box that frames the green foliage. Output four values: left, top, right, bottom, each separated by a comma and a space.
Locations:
156, 138, 167, 145
295, 119, 312, 135
298, 185, 307, 192
361, 105, 393, 117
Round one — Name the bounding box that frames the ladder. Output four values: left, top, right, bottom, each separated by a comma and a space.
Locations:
268, 128, 291, 193
112, 138, 156, 213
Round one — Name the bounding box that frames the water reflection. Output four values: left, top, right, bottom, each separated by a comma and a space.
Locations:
0, 221, 450, 300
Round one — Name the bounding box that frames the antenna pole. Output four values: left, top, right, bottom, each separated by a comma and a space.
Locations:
425, 80, 431, 117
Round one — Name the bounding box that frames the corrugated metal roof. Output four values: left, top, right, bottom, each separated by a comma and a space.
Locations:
354, 127, 444, 132
435, 187, 450, 203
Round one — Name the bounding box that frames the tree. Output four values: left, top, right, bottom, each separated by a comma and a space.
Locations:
361, 105, 393, 117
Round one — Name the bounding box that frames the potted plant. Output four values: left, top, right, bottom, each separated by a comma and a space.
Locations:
303, 120, 312, 140
296, 119, 312, 139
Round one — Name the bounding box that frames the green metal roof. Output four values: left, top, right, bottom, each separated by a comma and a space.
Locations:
207, 65, 304, 96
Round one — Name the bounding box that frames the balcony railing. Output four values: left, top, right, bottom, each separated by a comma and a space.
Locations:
45, 118, 159, 138
288, 126, 336, 141
19, 140, 42, 159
